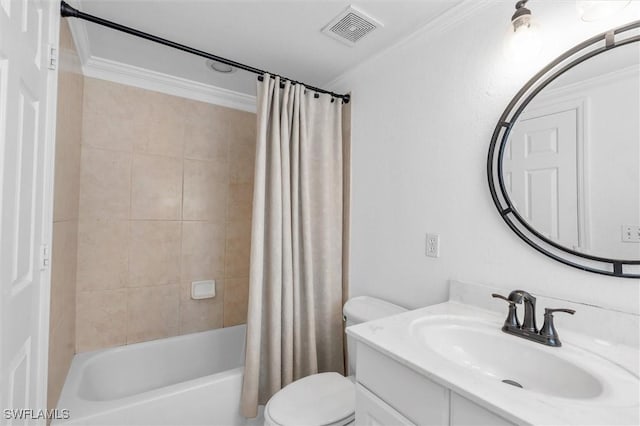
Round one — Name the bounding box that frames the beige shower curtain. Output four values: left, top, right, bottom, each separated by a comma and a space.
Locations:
240, 75, 346, 418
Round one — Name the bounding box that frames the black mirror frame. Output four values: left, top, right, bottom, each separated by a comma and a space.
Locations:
488, 20, 640, 279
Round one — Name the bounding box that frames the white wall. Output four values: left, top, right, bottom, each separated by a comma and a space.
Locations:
330, 1, 640, 314
586, 71, 639, 260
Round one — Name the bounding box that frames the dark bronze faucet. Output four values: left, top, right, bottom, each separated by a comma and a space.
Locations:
492, 291, 575, 347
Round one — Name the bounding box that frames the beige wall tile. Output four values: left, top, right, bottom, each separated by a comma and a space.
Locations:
53, 63, 83, 222
229, 110, 256, 142
131, 154, 183, 220
128, 221, 181, 287
127, 285, 179, 344
133, 92, 186, 158
77, 219, 128, 291
227, 182, 254, 222
77, 289, 127, 352
79, 146, 131, 220
75, 76, 258, 353
50, 221, 78, 331
225, 219, 252, 279
181, 221, 225, 282
82, 78, 150, 152
53, 118, 81, 222
224, 277, 249, 327
49, 220, 78, 407
49, 19, 83, 411
179, 280, 224, 334
184, 101, 231, 161
48, 311, 75, 408
229, 111, 256, 184
183, 158, 228, 222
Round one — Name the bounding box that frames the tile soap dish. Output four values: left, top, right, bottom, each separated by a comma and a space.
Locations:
191, 280, 216, 300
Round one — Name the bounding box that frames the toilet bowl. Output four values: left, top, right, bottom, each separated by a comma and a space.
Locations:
263, 297, 406, 426
263, 373, 355, 426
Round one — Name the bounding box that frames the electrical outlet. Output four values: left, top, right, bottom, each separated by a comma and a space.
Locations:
426, 233, 440, 258
621, 225, 640, 243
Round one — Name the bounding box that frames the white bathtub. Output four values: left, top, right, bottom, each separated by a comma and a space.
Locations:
54, 325, 249, 426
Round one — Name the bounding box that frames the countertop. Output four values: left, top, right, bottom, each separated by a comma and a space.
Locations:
347, 300, 640, 426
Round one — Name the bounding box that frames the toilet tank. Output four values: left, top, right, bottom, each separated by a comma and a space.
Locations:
343, 296, 406, 376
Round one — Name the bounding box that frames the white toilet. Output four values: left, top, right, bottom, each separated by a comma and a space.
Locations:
263, 296, 407, 426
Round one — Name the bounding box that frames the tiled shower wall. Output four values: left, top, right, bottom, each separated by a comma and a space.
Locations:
48, 20, 84, 408
75, 77, 255, 352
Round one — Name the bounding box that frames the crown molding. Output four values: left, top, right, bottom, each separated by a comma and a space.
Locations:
63, 0, 255, 112
82, 56, 256, 112
324, 0, 493, 91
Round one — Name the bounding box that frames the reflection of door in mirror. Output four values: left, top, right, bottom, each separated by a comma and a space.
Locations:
503, 43, 640, 261
504, 109, 581, 250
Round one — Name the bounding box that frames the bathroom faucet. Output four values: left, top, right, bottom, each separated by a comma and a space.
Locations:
492, 291, 575, 347
507, 290, 538, 333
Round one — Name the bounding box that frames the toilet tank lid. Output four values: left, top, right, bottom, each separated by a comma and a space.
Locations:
343, 296, 407, 324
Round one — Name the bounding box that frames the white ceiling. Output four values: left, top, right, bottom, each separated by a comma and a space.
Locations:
67, 0, 465, 97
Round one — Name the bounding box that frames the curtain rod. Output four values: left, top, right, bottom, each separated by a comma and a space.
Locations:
60, 1, 350, 103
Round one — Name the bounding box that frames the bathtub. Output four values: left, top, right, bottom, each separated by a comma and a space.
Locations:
54, 325, 249, 425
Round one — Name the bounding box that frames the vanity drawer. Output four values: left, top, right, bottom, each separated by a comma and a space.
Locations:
356, 342, 449, 425
356, 383, 415, 425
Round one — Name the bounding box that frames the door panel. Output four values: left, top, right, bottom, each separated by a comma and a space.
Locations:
1, 0, 58, 421
14, 85, 39, 289
526, 167, 559, 239
504, 109, 579, 248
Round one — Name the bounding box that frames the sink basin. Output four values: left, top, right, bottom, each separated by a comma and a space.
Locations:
410, 315, 615, 400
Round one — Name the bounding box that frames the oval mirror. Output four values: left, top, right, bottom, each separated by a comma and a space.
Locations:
488, 21, 640, 278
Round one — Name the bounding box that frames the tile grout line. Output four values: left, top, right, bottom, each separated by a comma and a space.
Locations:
124, 142, 133, 347
221, 117, 235, 329
177, 101, 187, 335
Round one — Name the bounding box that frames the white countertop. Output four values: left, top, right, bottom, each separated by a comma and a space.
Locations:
347, 300, 640, 426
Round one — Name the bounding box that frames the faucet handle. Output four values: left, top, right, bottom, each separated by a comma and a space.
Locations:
540, 308, 576, 347
492, 293, 520, 330
492, 293, 516, 305
544, 308, 576, 315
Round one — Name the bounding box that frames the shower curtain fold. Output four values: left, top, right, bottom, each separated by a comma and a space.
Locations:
241, 74, 346, 418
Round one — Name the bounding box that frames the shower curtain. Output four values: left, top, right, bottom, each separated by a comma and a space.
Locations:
240, 75, 347, 417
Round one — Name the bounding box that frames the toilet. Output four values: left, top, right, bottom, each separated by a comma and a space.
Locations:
263, 296, 407, 426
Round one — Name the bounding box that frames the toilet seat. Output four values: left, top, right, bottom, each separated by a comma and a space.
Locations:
264, 372, 355, 426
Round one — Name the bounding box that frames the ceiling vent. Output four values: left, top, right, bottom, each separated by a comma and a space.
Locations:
321, 6, 383, 47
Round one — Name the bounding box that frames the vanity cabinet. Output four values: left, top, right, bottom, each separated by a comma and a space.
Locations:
355, 343, 515, 426
355, 384, 414, 425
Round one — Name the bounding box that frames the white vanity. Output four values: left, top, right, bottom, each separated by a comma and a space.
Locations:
347, 282, 640, 425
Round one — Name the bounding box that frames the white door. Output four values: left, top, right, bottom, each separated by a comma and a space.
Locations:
0, 0, 59, 421
504, 109, 579, 249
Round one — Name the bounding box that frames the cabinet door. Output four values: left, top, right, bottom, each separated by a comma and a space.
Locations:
450, 393, 516, 426
357, 343, 449, 425
356, 384, 415, 426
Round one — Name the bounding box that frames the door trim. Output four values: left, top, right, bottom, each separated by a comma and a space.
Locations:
35, 0, 61, 412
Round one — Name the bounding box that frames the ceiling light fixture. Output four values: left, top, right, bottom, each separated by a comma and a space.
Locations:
576, 0, 631, 22
505, 0, 542, 62
206, 59, 236, 74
